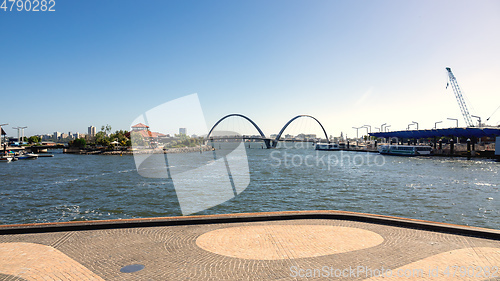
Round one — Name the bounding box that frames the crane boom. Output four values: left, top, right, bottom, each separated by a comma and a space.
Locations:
446, 67, 474, 127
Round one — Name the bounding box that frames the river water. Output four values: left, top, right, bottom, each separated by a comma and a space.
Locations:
0, 143, 498, 229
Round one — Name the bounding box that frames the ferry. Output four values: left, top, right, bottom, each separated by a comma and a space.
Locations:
315, 143, 340, 151
378, 145, 433, 156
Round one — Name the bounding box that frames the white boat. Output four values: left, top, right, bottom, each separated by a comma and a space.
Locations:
315, 143, 340, 151
378, 145, 433, 156
0, 156, 12, 162
17, 153, 38, 160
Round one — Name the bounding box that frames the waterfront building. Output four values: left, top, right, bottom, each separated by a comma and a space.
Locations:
179, 128, 187, 135
128, 123, 167, 147
53, 132, 61, 140
88, 126, 96, 137
131, 123, 149, 131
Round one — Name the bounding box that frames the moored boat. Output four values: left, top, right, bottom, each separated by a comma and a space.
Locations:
378, 145, 433, 156
17, 153, 39, 160
0, 156, 13, 162
315, 143, 340, 151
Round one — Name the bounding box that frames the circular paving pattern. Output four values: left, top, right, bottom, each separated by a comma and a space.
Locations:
196, 225, 384, 260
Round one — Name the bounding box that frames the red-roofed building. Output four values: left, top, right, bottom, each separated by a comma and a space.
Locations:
131, 123, 149, 131
127, 123, 169, 148
135, 130, 166, 138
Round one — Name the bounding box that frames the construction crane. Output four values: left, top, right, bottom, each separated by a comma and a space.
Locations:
486, 105, 500, 122
446, 67, 475, 127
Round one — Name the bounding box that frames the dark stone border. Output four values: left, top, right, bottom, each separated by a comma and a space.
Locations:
0, 210, 499, 240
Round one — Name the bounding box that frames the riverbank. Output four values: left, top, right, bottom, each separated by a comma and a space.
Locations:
63, 145, 214, 155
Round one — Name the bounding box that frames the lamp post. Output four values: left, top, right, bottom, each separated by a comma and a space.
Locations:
471, 115, 481, 127
380, 123, 386, 132
447, 118, 458, 128
12, 127, 21, 143
362, 125, 370, 142
412, 121, 419, 130
447, 118, 459, 143
384, 125, 391, 144
20, 126, 27, 143
434, 121, 442, 129
352, 127, 360, 139
0, 123, 8, 151
352, 127, 360, 146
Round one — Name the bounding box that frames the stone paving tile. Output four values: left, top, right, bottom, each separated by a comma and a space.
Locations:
0, 218, 499, 280
0, 242, 104, 281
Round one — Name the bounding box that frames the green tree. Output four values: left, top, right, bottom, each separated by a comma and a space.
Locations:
28, 136, 41, 144
101, 124, 112, 135
167, 134, 202, 148
69, 138, 87, 148
130, 131, 146, 147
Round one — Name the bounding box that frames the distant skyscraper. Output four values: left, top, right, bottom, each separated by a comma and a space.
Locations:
179, 128, 187, 135
88, 126, 96, 137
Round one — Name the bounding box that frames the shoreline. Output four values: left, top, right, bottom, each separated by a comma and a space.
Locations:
63, 145, 214, 155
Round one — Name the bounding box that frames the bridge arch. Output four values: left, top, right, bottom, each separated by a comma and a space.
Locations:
206, 113, 267, 140
273, 115, 329, 148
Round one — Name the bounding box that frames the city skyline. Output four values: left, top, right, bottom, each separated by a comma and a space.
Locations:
1, 0, 499, 138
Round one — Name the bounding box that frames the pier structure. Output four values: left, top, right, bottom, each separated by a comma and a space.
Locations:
370, 127, 500, 157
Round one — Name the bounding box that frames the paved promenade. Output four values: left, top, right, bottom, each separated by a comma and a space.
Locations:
0, 210, 499, 280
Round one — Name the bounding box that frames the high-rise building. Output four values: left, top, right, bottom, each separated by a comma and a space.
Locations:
179, 128, 187, 135
88, 126, 96, 137
53, 132, 61, 140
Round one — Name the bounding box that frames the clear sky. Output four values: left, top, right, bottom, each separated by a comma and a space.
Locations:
1, 0, 499, 138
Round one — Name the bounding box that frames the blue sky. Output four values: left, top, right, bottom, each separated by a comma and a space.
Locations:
1, 0, 499, 138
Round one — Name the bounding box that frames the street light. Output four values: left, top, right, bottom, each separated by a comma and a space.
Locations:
13, 127, 20, 142
384, 125, 391, 132
0, 123, 8, 150
352, 127, 360, 139
380, 123, 387, 132
361, 125, 370, 142
375, 127, 381, 132
471, 115, 481, 127
447, 118, 458, 128
352, 127, 360, 146
412, 121, 419, 130
434, 121, 442, 129
13, 126, 27, 143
